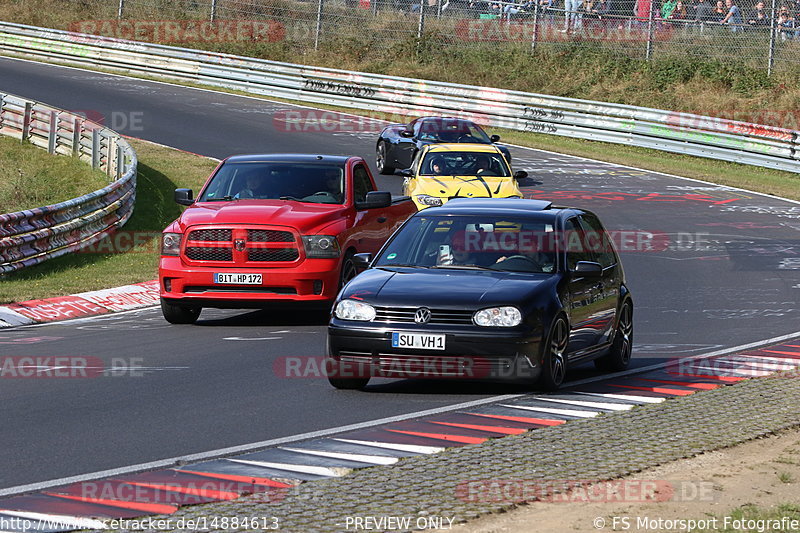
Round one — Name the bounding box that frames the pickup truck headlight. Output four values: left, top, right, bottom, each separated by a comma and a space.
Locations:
161, 233, 182, 256
474, 306, 522, 327
302, 235, 340, 258
415, 195, 444, 207
334, 299, 376, 321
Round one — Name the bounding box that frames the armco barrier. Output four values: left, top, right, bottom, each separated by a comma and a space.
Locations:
0, 21, 798, 173
0, 91, 137, 274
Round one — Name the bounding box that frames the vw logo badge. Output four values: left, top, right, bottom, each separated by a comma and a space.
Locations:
414, 307, 431, 324
234, 239, 246, 252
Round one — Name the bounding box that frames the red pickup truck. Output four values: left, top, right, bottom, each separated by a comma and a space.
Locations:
159, 154, 415, 324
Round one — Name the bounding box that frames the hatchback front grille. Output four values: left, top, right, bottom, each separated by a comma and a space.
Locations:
372, 306, 474, 325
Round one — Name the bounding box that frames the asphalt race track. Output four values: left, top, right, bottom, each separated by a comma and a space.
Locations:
1, 56, 799, 492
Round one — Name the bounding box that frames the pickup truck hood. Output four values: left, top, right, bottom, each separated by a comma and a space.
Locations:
344, 267, 552, 308
178, 200, 347, 232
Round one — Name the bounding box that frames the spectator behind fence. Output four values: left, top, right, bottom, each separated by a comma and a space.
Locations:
693, 0, 714, 21
778, 7, 799, 39
563, 0, 584, 33
713, 0, 727, 21
721, 0, 743, 31
668, 0, 689, 19
745, 0, 768, 25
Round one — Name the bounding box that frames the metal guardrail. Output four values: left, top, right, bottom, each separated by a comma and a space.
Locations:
0, 90, 137, 274
1, 21, 796, 173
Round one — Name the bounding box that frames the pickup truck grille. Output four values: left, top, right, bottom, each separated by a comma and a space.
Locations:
185, 247, 233, 262
182, 226, 300, 265
187, 229, 232, 242
248, 229, 294, 242
373, 306, 475, 325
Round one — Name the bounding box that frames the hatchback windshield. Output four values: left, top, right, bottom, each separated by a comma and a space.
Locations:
419, 151, 511, 177
375, 215, 558, 274
199, 162, 345, 204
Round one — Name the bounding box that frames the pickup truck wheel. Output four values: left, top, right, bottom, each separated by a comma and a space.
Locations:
161, 298, 201, 324
376, 141, 395, 175
339, 252, 357, 289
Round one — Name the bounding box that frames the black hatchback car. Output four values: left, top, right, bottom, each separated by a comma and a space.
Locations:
327, 198, 633, 391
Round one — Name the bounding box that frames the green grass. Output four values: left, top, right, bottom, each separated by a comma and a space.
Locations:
0, 139, 218, 303
0, 135, 109, 213
693, 503, 800, 532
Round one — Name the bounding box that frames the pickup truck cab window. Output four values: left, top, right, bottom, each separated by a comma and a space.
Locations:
199, 161, 346, 204
352, 164, 374, 204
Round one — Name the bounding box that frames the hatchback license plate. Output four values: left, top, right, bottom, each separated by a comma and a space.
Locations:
392, 332, 446, 351
214, 273, 262, 285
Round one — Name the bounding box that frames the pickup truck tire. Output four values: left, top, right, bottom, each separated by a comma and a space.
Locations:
376, 141, 395, 175
161, 298, 201, 324
339, 252, 357, 289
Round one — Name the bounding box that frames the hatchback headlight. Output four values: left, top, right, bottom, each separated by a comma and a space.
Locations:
303, 235, 340, 258
161, 233, 182, 256
474, 306, 522, 327
416, 195, 444, 207
334, 299, 376, 321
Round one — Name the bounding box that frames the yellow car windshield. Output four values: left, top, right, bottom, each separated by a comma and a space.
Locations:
420, 152, 511, 177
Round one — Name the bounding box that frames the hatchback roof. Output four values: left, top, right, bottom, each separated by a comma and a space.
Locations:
424, 198, 554, 214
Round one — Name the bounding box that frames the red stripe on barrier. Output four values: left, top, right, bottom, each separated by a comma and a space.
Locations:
123, 482, 240, 501
665, 372, 744, 382
761, 350, 800, 358
638, 379, 720, 390
466, 413, 566, 426
386, 429, 487, 445
42, 492, 177, 515
428, 421, 527, 435
176, 469, 292, 488
609, 384, 696, 396
7, 296, 108, 322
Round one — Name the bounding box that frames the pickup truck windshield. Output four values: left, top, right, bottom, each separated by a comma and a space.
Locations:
375, 215, 559, 274
199, 162, 346, 204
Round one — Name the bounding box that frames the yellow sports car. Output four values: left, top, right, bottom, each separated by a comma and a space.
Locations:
402, 144, 525, 210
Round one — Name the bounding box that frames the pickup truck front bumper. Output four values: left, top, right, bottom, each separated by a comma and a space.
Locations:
159, 256, 342, 308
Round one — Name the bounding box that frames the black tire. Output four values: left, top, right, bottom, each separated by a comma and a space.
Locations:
339, 252, 357, 290
539, 315, 569, 391
595, 300, 633, 372
326, 355, 370, 389
376, 141, 395, 175
328, 376, 371, 390
161, 298, 201, 324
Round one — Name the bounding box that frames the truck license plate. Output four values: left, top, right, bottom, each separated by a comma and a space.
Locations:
214, 273, 262, 285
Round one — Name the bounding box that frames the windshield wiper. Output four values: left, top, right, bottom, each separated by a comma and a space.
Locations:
279, 195, 308, 202
202, 195, 234, 202
377, 264, 430, 269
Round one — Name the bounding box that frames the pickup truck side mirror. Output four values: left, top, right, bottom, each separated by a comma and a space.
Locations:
572, 261, 603, 278
353, 253, 373, 271
400, 130, 415, 138
513, 170, 528, 181
490, 134, 501, 143
396, 168, 414, 177
356, 191, 392, 210
174, 188, 194, 206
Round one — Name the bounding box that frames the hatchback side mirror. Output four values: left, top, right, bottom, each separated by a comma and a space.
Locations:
353, 253, 373, 271
513, 170, 528, 180
573, 261, 603, 277
400, 130, 415, 138
490, 134, 501, 143
396, 168, 414, 177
